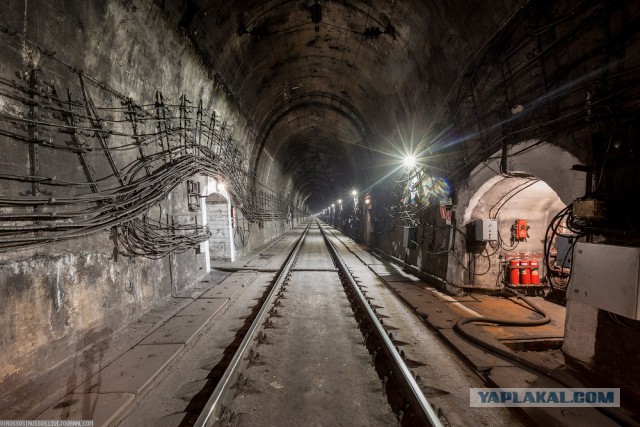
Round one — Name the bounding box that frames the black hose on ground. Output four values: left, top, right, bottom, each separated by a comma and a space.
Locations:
454, 289, 555, 376
454, 289, 634, 425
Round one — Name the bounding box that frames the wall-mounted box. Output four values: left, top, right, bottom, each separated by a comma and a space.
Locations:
556, 235, 575, 268
573, 198, 604, 219
474, 219, 498, 242
187, 180, 201, 211
570, 242, 640, 319
402, 227, 417, 249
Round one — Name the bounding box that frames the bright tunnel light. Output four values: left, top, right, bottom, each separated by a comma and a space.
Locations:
403, 155, 416, 168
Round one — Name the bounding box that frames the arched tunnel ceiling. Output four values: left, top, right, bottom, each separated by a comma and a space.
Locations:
160, 0, 518, 211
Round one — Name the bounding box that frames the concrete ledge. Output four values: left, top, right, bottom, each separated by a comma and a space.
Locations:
0, 270, 222, 421
371, 248, 456, 295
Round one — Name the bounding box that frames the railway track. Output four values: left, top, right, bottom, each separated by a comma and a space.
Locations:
194, 220, 443, 426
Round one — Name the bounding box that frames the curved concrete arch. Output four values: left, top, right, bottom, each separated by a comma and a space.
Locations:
447, 140, 587, 288
293, 170, 336, 197
251, 91, 373, 175
460, 140, 586, 213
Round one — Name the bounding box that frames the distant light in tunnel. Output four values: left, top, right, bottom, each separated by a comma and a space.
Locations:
351, 190, 358, 196
403, 155, 416, 168
338, 199, 342, 204
331, 203, 335, 207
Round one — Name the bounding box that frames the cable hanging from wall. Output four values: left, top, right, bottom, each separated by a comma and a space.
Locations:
0, 24, 296, 255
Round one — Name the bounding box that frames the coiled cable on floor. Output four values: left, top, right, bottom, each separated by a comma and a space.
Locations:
454, 290, 553, 376
454, 289, 632, 425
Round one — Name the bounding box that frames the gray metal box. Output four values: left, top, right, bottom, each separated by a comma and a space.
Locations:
474, 219, 498, 241
556, 235, 575, 267
402, 227, 417, 249
570, 242, 640, 319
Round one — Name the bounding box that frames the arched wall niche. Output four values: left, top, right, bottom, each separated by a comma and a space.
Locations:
446, 140, 587, 289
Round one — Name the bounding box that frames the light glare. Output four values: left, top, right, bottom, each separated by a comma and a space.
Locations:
403, 155, 416, 168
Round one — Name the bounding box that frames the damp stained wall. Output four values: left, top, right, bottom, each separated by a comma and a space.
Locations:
0, 0, 285, 389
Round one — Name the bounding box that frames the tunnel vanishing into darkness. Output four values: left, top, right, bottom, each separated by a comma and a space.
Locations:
1, 0, 640, 425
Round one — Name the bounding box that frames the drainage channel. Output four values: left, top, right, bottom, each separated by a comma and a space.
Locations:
195, 220, 443, 426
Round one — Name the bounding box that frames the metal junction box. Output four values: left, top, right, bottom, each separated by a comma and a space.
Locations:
474, 219, 498, 242
570, 242, 640, 319
573, 198, 604, 219
402, 227, 417, 249
556, 235, 575, 267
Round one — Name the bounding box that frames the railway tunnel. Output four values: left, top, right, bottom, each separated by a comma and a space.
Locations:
0, 1, 639, 425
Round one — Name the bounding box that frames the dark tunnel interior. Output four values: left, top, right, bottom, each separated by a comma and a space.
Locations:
0, 0, 639, 425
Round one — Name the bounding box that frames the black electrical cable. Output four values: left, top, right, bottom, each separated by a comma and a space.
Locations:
608, 312, 640, 333
542, 204, 590, 302
455, 287, 633, 425
490, 179, 540, 219
0, 138, 291, 252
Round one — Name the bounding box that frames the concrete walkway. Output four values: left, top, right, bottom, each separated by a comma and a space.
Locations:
0, 228, 305, 426
325, 225, 627, 426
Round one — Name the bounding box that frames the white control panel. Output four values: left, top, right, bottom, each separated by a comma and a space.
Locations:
570, 242, 640, 319
474, 219, 498, 242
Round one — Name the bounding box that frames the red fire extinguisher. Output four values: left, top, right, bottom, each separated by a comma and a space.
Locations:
520, 259, 531, 285
530, 259, 540, 285
508, 258, 520, 285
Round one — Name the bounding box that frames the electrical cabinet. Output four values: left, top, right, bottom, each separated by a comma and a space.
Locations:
573, 199, 604, 219
402, 227, 417, 249
556, 235, 575, 267
570, 242, 640, 319
474, 219, 498, 242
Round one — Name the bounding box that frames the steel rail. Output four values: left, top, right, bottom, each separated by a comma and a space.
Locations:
318, 221, 444, 426
194, 221, 312, 427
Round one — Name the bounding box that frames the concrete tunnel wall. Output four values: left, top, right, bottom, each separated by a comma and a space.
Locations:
380, 140, 586, 292
0, 0, 288, 389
